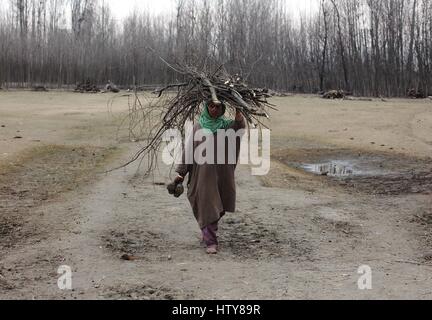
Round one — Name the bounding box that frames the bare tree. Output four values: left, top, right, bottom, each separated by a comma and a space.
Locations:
1, 0, 432, 96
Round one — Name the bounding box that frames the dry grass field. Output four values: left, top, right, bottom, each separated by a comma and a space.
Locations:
0, 91, 431, 299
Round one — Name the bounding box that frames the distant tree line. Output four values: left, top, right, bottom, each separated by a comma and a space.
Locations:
0, 0, 432, 97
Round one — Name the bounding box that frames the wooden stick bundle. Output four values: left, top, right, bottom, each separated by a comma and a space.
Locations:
116, 63, 274, 173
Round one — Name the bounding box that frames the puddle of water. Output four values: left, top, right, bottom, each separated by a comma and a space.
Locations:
279, 149, 432, 194
302, 158, 396, 177
303, 161, 354, 177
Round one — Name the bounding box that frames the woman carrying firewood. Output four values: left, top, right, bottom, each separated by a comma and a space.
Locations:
170, 100, 246, 254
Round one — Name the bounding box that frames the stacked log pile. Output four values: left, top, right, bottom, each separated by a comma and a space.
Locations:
322, 90, 348, 99
74, 79, 100, 93
407, 88, 426, 99
32, 86, 48, 92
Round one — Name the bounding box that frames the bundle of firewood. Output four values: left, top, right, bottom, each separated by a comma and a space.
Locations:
117, 63, 275, 172
152, 64, 273, 127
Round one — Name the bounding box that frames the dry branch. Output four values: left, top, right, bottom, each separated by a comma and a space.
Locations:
113, 63, 275, 173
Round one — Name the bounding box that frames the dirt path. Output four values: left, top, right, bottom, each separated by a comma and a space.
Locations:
1, 92, 431, 299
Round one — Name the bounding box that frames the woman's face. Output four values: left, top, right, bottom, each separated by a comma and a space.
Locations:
208, 102, 224, 119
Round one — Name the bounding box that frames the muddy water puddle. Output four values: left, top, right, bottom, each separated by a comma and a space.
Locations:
301, 157, 395, 177
303, 161, 354, 176
275, 149, 432, 195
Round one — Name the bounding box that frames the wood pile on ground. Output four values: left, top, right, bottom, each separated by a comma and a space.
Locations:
322, 90, 348, 99
74, 79, 100, 93
32, 86, 48, 92
407, 88, 426, 99
103, 81, 120, 93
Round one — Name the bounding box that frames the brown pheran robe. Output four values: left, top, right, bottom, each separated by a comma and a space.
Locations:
176, 118, 246, 229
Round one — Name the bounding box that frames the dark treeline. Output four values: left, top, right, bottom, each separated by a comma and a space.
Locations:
1, 0, 432, 97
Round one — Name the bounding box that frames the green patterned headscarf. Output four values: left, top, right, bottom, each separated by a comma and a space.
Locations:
199, 102, 234, 134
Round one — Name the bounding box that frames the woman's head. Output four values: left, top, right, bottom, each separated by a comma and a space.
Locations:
207, 101, 226, 119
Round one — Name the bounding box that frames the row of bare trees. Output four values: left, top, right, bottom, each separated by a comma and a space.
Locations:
1, 0, 432, 96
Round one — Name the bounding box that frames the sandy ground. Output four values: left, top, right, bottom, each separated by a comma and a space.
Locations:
0, 91, 431, 300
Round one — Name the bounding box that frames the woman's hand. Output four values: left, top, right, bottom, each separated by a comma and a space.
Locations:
235, 110, 244, 122
174, 175, 184, 184
167, 175, 185, 197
